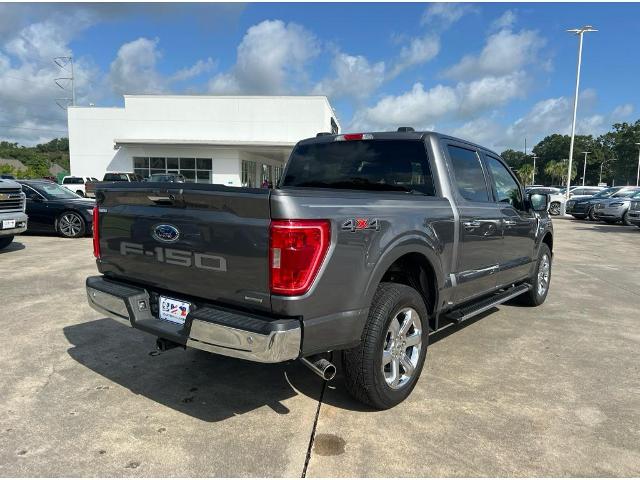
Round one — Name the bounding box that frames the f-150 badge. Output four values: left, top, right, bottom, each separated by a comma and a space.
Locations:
342, 218, 380, 232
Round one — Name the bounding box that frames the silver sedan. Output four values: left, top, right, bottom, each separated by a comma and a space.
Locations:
593, 188, 640, 225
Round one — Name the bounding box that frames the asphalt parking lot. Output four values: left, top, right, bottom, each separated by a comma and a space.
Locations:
1, 218, 639, 477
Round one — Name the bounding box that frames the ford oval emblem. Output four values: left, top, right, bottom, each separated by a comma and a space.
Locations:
152, 224, 180, 243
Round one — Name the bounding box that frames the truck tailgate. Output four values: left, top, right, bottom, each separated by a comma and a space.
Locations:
96, 183, 272, 312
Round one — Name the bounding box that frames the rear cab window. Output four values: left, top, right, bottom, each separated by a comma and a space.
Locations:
281, 139, 436, 195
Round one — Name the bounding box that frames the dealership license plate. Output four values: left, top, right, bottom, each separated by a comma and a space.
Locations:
1, 219, 16, 229
159, 296, 191, 325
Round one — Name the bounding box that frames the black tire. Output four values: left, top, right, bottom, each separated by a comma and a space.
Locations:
518, 244, 552, 307
549, 202, 561, 216
56, 211, 86, 238
588, 207, 597, 221
0, 236, 14, 250
622, 210, 633, 226
342, 282, 429, 409
571, 214, 586, 220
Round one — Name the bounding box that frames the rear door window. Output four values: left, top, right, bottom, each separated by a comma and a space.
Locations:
447, 145, 490, 202
282, 140, 435, 195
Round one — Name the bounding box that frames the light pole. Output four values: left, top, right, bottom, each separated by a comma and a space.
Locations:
531, 154, 538, 185
565, 25, 597, 200
635, 143, 640, 186
581, 151, 590, 186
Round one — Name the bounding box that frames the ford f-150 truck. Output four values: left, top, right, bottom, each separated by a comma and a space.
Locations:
0, 178, 28, 250
86, 130, 553, 409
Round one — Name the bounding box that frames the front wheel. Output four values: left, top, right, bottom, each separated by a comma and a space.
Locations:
0, 236, 14, 250
342, 282, 429, 409
622, 211, 633, 226
57, 211, 86, 238
588, 207, 597, 221
518, 244, 552, 307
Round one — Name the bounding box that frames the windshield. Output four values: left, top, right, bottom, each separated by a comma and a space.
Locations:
613, 189, 640, 198
592, 188, 619, 198
36, 183, 81, 200
282, 139, 435, 195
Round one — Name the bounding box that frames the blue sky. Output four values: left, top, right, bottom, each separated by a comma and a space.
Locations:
0, 2, 638, 151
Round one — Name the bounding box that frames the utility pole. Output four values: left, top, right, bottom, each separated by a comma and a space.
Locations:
54, 56, 75, 109
565, 25, 597, 200
581, 151, 590, 186
531, 154, 538, 185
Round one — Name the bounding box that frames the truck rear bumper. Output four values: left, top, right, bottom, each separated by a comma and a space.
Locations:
86, 275, 301, 363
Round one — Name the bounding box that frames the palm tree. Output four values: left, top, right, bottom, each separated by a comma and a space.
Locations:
516, 163, 536, 185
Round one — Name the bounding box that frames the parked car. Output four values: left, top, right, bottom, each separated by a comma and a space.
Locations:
86, 129, 553, 409
566, 186, 632, 220
0, 174, 16, 180
567, 186, 605, 199
18, 180, 95, 238
147, 173, 186, 183
85, 172, 143, 198
525, 187, 564, 215
592, 188, 640, 225
0, 178, 28, 250
61, 176, 99, 197
627, 197, 640, 228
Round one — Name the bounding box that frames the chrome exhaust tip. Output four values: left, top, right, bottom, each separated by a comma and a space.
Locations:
301, 355, 336, 381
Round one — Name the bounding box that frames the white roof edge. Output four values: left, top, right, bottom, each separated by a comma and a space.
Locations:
114, 138, 296, 148
123, 94, 330, 100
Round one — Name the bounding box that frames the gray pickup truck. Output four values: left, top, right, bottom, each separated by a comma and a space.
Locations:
0, 178, 28, 250
86, 130, 553, 408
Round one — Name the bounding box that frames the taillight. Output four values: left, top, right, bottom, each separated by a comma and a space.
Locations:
269, 220, 331, 296
92, 206, 101, 259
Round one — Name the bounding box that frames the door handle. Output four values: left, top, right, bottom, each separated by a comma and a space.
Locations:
463, 220, 481, 230
504, 219, 517, 226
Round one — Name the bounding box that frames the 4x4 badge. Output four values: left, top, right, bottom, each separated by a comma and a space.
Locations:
342, 218, 380, 232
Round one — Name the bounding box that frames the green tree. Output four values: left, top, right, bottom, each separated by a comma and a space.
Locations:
500, 149, 528, 170
515, 163, 536, 185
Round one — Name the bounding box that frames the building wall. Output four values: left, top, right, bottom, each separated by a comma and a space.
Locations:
67, 95, 339, 183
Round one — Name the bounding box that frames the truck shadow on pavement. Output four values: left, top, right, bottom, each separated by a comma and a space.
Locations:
64, 311, 496, 418
64, 318, 326, 422
572, 225, 640, 234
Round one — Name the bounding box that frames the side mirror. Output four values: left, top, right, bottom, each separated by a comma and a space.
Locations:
528, 193, 549, 212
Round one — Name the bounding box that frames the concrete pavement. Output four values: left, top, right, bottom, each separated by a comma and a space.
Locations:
0, 219, 638, 476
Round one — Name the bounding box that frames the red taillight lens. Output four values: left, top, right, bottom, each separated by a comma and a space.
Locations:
92, 206, 101, 258
269, 220, 331, 296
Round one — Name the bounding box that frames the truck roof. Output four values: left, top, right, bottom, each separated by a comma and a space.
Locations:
298, 130, 503, 159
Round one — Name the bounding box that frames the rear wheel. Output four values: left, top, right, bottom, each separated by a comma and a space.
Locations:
622, 211, 633, 226
588, 207, 597, 221
518, 244, 552, 307
57, 211, 86, 238
0, 236, 14, 250
342, 283, 429, 409
549, 201, 561, 216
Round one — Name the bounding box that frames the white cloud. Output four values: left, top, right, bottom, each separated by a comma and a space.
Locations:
491, 10, 517, 31
170, 58, 216, 83
109, 37, 165, 95
350, 71, 528, 131
390, 35, 440, 77
611, 103, 634, 121
209, 20, 319, 95
421, 3, 475, 29
444, 28, 545, 80
312, 53, 385, 100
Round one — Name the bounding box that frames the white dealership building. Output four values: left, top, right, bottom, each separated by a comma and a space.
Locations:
67, 95, 340, 187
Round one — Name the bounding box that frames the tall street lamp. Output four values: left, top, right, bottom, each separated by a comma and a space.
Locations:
531, 154, 538, 185
635, 143, 640, 186
581, 151, 590, 186
565, 25, 597, 200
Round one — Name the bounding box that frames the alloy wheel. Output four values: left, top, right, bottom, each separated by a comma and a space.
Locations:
381, 307, 422, 390
59, 213, 83, 237
537, 254, 551, 296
